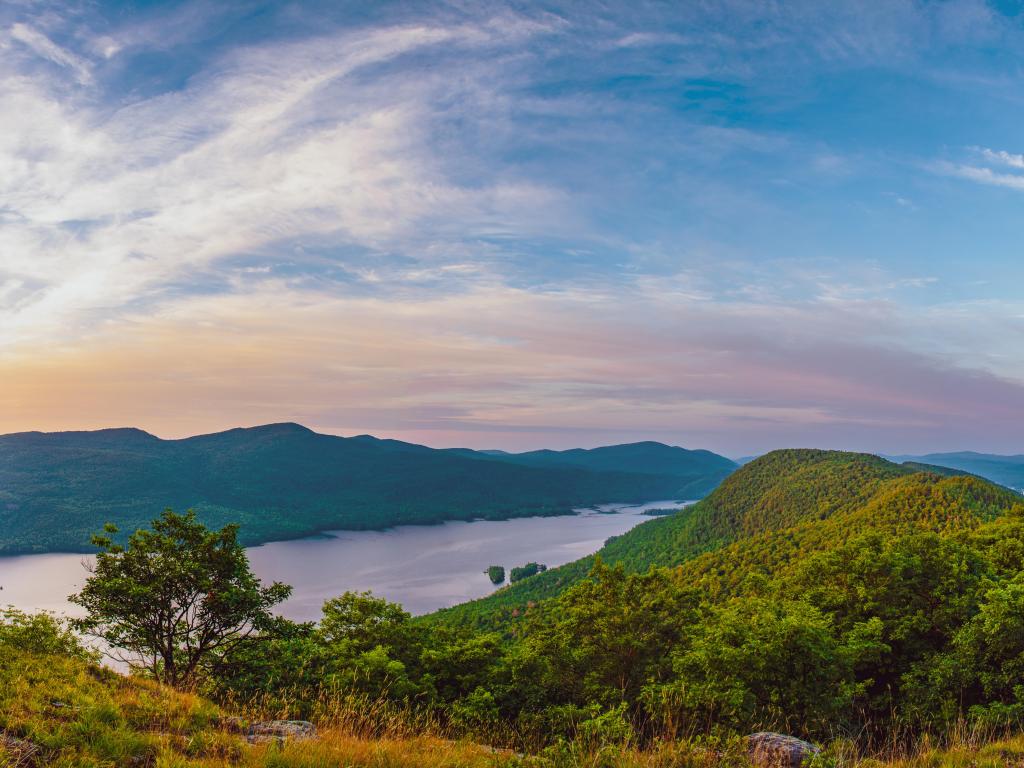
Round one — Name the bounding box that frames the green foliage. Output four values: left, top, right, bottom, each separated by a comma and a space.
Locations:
487, 565, 506, 584
652, 597, 866, 735
70, 509, 291, 689
0, 607, 93, 660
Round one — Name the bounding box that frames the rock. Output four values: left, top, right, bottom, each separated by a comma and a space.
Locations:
746, 732, 821, 768
246, 720, 317, 744
0, 732, 41, 767
219, 716, 248, 734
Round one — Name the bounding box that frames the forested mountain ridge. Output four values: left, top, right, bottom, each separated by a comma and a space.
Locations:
444, 441, 737, 498
890, 450, 1024, 489
430, 448, 1020, 629
0, 424, 734, 555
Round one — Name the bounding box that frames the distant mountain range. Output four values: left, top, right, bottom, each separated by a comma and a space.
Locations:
443, 441, 735, 499
887, 451, 1024, 490
0, 424, 736, 555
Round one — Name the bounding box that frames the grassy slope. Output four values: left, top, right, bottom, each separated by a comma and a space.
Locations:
429, 449, 1020, 630
4, 645, 1023, 768
0, 424, 735, 554
0, 645, 525, 768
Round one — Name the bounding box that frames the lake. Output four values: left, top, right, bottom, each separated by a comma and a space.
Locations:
0, 499, 686, 621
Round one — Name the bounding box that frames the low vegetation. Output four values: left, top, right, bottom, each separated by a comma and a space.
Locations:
4, 610, 1024, 767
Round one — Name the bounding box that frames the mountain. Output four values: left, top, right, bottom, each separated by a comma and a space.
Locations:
444, 441, 737, 498
431, 448, 1020, 629
0, 424, 735, 555
889, 451, 1024, 490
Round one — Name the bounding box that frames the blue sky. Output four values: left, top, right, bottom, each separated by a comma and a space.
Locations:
2, 0, 1024, 455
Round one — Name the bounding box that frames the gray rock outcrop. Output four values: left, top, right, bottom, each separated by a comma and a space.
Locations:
746, 732, 821, 768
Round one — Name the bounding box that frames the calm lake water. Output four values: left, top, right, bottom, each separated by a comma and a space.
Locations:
0, 500, 686, 621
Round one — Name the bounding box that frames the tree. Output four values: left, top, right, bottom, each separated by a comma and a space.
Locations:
516, 561, 698, 715
486, 565, 505, 584
70, 509, 291, 689
657, 597, 870, 736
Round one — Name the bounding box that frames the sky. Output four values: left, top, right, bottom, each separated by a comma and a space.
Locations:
2, 0, 1024, 456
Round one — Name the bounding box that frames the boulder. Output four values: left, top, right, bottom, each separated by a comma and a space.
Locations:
746, 732, 821, 768
219, 715, 248, 734
247, 719, 317, 744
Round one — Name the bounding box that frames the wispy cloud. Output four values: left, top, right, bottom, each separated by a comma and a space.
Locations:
0, 16, 571, 349
937, 154, 1024, 192
976, 147, 1024, 170
8, 22, 93, 83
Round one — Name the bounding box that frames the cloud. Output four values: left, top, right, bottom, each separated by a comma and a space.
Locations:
0, 16, 573, 350
934, 147, 1024, 192
8, 22, 93, 83
938, 160, 1024, 191
976, 147, 1024, 170
4, 276, 1024, 454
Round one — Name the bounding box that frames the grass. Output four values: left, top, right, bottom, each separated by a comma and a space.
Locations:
4, 647, 1024, 768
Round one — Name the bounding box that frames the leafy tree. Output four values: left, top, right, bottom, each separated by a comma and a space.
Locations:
783, 531, 989, 720
654, 597, 873, 736
486, 565, 506, 584
513, 561, 698, 717
944, 574, 1024, 726
70, 509, 291, 689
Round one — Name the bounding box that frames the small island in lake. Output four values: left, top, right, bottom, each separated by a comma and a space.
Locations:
510, 562, 547, 582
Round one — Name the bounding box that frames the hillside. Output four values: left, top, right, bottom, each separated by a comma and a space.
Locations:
446, 441, 737, 499
0, 424, 734, 555
430, 449, 1019, 629
892, 451, 1024, 489
0, 613, 526, 768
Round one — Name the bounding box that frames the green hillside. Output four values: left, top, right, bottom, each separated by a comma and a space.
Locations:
429, 449, 1018, 629
413, 449, 1024, 743
0, 424, 733, 555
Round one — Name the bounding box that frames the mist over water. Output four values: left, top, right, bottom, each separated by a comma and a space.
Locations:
0, 500, 686, 622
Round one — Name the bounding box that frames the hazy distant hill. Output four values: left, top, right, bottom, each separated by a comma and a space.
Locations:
445, 441, 737, 499
889, 451, 1024, 489
0, 424, 734, 555
431, 448, 1014, 629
